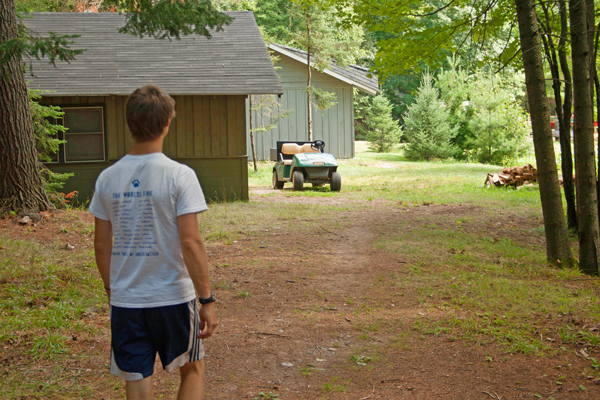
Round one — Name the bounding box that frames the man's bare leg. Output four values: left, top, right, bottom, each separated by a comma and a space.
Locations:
178, 359, 205, 400
126, 376, 152, 400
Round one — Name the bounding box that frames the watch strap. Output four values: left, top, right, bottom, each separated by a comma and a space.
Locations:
198, 292, 216, 305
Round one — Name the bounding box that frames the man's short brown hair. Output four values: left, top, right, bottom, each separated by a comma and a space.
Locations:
126, 85, 175, 142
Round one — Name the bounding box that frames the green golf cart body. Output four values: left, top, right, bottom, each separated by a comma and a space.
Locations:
271, 140, 342, 191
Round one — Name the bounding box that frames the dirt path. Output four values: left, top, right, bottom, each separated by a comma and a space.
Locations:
193, 192, 598, 399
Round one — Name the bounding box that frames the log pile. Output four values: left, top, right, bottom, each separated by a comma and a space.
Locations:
485, 164, 538, 188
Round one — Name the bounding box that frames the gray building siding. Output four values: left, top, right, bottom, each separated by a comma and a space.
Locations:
246, 54, 355, 160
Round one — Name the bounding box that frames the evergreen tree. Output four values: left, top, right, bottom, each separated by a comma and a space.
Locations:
28, 89, 74, 206
403, 72, 457, 161
365, 95, 401, 153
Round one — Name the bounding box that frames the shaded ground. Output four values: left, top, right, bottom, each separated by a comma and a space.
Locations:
1, 190, 598, 399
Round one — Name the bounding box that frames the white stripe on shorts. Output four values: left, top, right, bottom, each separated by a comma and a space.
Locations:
165, 300, 205, 372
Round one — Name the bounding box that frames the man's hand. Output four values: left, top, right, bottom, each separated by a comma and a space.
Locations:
198, 303, 217, 339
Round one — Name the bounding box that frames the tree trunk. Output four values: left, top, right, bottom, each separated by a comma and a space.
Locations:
559, 0, 578, 231
587, 0, 595, 110
570, 0, 600, 275
0, 0, 51, 215
514, 0, 573, 265
249, 96, 258, 172
306, 20, 313, 142
595, 21, 600, 234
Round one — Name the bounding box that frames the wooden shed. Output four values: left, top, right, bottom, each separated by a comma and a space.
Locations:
247, 44, 379, 161
25, 11, 283, 202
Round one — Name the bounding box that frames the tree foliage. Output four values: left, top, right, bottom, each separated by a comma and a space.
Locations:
255, 0, 303, 44
28, 89, 74, 206
115, 0, 232, 39
352, 0, 520, 80
365, 94, 402, 152
436, 58, 531, 165
403, 72, 458, 160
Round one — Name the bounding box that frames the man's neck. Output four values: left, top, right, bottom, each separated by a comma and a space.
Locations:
129, 137, 164, 155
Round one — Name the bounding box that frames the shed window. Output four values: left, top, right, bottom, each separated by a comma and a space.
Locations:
63, 107, 105, 162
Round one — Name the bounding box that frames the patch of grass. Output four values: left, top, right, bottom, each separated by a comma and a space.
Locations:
28, 333, 70, 359
212, 280, 233, 291
373, 222, 600, 355
350, 355, 373, 366
254, 392, 280, 399
198, 201, 351, 245
0, 236, 108, 398
235, 290, 251, 299
322, 376, 351, 393
300, 365, 314, 377
248, 142, 543, 214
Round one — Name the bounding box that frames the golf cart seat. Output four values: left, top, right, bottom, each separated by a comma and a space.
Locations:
280, 143, 319, 165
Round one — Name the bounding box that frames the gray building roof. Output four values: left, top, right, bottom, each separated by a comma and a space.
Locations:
24, 12, 283, 96
269, 43, 379, 95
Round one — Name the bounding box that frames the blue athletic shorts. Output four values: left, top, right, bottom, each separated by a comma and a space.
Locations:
109, 299, 205, 381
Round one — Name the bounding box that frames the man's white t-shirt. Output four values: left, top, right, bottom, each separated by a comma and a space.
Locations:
89, 153, 208, 308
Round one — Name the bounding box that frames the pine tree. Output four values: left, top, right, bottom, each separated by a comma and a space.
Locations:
403, 72, 457, 161
365, 95, 401, 153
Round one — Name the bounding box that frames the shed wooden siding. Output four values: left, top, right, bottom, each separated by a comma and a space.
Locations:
246, 54, 355, 160
42, 95, 248, 202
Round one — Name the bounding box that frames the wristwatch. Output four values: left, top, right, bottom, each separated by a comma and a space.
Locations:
198, 292, 216, 305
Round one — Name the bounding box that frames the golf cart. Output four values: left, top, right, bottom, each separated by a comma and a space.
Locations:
271, 140, 341, 191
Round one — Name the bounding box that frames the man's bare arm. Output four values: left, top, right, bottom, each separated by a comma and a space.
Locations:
178, 213, 217, 339
94, 218, 112, 298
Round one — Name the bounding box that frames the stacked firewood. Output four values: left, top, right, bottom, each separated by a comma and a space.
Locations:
485, 164, 538, 188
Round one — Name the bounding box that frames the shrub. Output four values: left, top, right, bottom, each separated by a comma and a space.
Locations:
403, 72, 458, 160
435, 59, 531, 165
365, 94, 402, 152
29, 89, 74, 207
465, 73, 531, 165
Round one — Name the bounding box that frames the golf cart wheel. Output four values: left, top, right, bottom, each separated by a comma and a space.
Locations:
292, 170, 304, 191
273, 170, 284, 189
330, 172, 342, 192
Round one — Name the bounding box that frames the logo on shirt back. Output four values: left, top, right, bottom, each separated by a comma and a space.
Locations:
132, 179, 140, 188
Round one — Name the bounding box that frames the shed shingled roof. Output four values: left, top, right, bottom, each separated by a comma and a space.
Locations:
24, 12, 283, 96
269, 43, 379, 95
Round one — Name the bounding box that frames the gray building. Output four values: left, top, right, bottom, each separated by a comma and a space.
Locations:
246, 44, 379, 160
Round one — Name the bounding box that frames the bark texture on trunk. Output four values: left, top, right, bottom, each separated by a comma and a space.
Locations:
249, 96, 258, 172
559, 0, 578, 231
514, 0, 572, 265
0, 0, 51, 214
306, 23, 313, 142
595, 20, 600, 236
307, 57, 313, 142
570, 0, 600, 275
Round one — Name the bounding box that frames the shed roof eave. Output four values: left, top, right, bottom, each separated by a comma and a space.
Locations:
268, 44, 379, 95
37, 91, 285, 97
